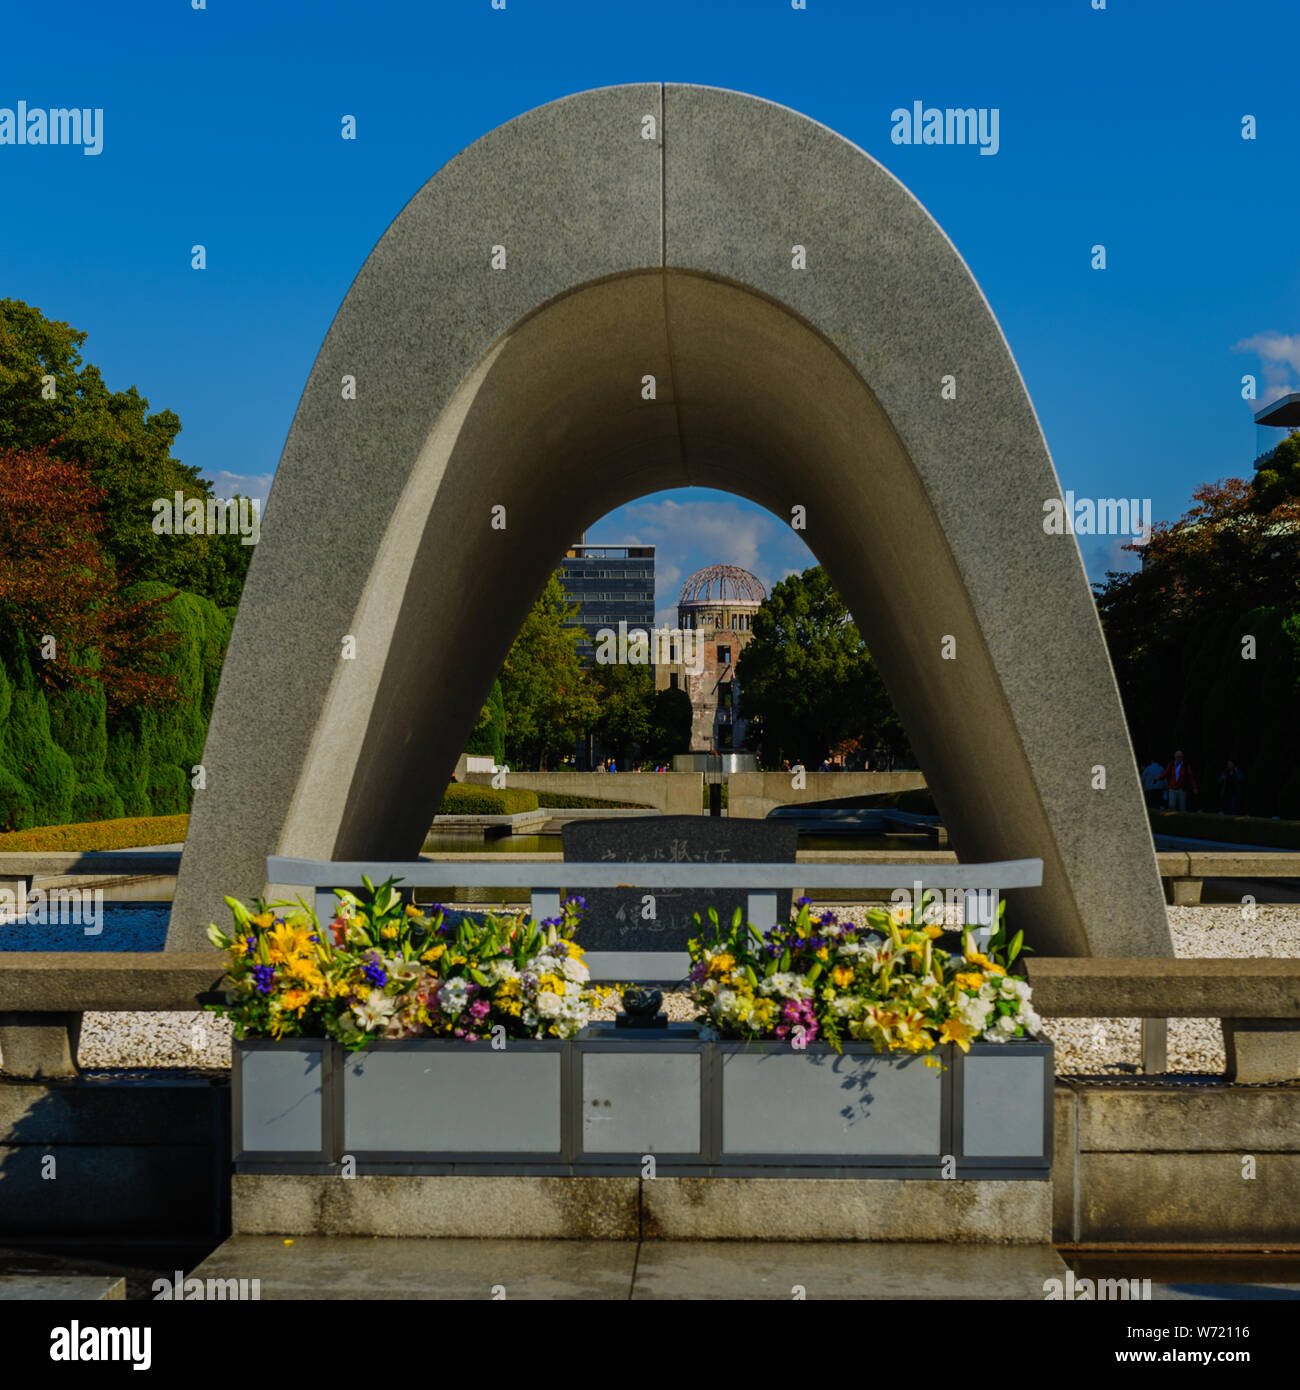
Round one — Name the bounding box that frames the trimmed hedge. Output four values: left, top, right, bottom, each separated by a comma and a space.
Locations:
438, 784, 539, 815
0, 584, 231, 832
533, 791, 652, 810
0, 813, 189, 853
1150, 810, 1300, 851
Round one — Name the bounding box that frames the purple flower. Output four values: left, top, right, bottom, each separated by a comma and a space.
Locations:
362, 952, 387, 988
251, 964, 275, 994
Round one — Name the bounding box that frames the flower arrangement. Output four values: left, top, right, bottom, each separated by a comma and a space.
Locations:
206, 878, 610, 1049
685, 894, 1041, 1057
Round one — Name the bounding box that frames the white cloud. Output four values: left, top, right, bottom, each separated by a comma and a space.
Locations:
1231, 331, 1300, 404
585, 490, 818, 625
204, 469, 274, 500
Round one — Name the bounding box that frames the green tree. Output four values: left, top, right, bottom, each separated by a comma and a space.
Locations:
1251, 429, 1300, 512
465, 677, 506, 765
647, 685, 693, 763
499, 573, 597, 769
0, 298, 251, 607
736, 565, 903, 768
589, 664, 654, 767
1095, 475, 1300, 815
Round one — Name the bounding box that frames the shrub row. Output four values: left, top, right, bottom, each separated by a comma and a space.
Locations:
0, 813, 190, 852
0, 584, 231, 832
1150, 810, 1300, 850
438, 784, 539, 815
530, 791, 652, 810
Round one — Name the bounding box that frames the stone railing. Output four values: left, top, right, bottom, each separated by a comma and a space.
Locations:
1026, 958, 1300, 1083
0, 951, 225, 1078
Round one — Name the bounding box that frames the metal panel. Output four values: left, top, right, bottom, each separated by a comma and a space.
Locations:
583, 951, 691, 982
960, 1050, 1046, 1157
341, 1041, 562, 1155
746, 892, 778, 929
233, 1040, 331, 1160
720, 1045, 943, 1157
579, 1048, 702, 1155
950, 1040, 1053, 1176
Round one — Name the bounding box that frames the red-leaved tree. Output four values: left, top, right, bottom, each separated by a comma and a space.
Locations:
0, 446, 178, 710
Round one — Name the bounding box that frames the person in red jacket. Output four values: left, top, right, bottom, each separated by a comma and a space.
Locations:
1164, 749, 1198, 812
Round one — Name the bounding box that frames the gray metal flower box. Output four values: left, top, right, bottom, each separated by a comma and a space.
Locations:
715, 1039, 1052, 1177
232, 1035, 1051, 1178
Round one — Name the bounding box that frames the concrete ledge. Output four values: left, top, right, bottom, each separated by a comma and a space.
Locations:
1053, 1081, 1300, 1245
233, 1174, 640, 1239
0, 953, 226, 1013
1224, 1019, 1300, 1084
726, 771, 927, 821
1070, 1082, 1300, 1152
0, 852, 183, 876
1186, 851, 1300, 878
0, 1274, 125, 1300
430, 810, 549, 831
1026, 958, 1300, 1018
0, 1014, 81, 1078
232, 1173, 1047, 1242
1075, 1153, 1300, 1245
465, 772, 698, 816
639, 1177, 1051, 1243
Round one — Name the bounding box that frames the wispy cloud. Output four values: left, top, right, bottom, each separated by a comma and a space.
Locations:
590, 492, 816, 621
204, 469, 274, 500
1231, 331, 1300, 404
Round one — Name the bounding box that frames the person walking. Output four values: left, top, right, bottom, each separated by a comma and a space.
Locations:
1140, 757, 1167, 811
1217, 759, 1245, 816
1163, 749, 1198, 812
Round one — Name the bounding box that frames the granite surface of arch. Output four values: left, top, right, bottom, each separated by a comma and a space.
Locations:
169, 84, 1171, 958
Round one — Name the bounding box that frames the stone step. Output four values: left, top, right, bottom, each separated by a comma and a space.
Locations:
0, 1273, 124, 1299
192, 1235, 1066, 1300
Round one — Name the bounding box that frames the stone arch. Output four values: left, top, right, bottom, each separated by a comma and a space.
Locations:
169, 84, 1170, 957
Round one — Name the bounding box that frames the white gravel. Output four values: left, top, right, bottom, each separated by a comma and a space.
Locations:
67, 903, 1300, 1077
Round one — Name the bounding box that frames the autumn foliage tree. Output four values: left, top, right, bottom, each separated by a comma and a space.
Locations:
0, 297, 251, 607
0, 447, 178, 712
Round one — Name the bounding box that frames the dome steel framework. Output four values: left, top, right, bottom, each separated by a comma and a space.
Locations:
678, 564, 765, 607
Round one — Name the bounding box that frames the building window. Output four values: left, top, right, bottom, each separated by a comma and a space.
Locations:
718, 645, 731, 664
669, 672, 678, 690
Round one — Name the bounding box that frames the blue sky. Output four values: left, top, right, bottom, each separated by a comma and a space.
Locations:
3, 0, 1297, 620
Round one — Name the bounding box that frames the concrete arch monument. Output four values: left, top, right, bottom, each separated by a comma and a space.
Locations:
169, 84, 1171, 958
